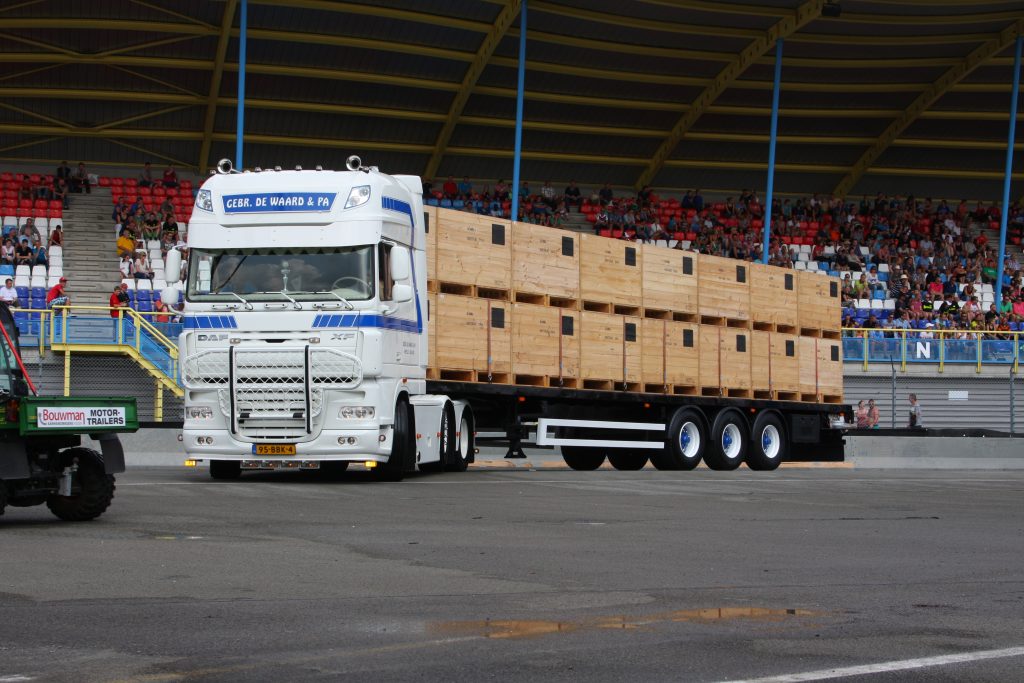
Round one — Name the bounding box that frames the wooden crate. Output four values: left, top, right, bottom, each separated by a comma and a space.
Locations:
749, 330, 800, 396
579, 233, 641, 310
436, 209, 511, 290
511, 222, 580, 303
818, 338, 843, 401
424, 205, 437, 282
580, 311, 642, 387
434, 293, 511, 378
641, 319, 699, 392
697, 253, 750, 322
641, 245, 698, 319
511, 303, 579, 382
797, 270, 841, 334
699, 325, 751, 395
750, 262, 798, 331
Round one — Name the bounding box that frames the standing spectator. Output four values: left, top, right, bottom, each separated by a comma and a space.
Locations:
457, 176, 472, 199
109, 283, 130, 318
70, 162, 91, 194
855, 400, 869, 428
907, 393, 923, 429
867, 399, 880, 428
52, 175, 69, 209
441, 175, 457, 199
0, 278, 18, 306
55, 160, 71, 185
154, 299, 172, 323
138, 161, 155, 188
161, 163, 179, 189
46, 276, 69, 309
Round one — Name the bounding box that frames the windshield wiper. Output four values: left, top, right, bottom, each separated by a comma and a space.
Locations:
217, 290, 253, 310
253, 291, 302, 310
311, 291, 355, 310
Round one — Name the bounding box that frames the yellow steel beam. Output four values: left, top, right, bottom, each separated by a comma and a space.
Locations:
0, 17, 213, 33
835, 9, 1024, 25
98, 34, 205, 58
0, 0, 46, 12
104, 137, 193, 169
0, 63, 60, 83
833, 20, 1024, 197
127, 0, 216, 29
0, 101, 71, 128
791, 32, 993, 46
241, 27, 474, 63
527, 1, 760, 39
663, 159, 847, 174
93, 105, 192, 131
507, 27, 734, 62
0, 135, 57, 155
199, 0, 239, 174
635, 0, 824, 189
423, 0, 522, 180
248, 0, 490, 33
106, 65, 203, 97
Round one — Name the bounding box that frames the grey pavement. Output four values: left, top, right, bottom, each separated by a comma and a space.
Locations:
1, 468, 1023, 682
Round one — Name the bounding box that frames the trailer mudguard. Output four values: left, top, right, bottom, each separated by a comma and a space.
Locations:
90, 433, 126, 474
0, 440, 31, 479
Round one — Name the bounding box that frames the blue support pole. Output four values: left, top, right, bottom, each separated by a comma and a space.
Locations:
510, 0, 527, 222
762, 38, 784, 265
996, 35, 1022, 306
235, 0, 248, 168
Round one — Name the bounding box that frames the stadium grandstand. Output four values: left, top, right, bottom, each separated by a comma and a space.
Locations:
0, 0, 1022, 429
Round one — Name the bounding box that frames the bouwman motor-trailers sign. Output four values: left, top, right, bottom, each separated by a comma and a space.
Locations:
38, 407, 127, 428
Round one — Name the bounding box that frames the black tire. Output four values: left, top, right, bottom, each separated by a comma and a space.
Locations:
705, 410, 748, 471
747, 412, 787, 471
375, 398, 412, 482
319, 461, 350, 478
561, 446, 605, 470
210, 459, 241, 480
651, 407, 707, 471
607, 453, 648, 470
45, 448, 115, 521
444, 405, 473, 472
420, 401, 456, 473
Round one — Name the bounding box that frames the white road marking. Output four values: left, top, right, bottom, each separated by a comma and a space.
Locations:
720, 645, 1024, 682
0, 675, 36, 682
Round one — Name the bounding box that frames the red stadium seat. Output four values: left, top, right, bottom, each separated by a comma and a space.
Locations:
47, 208, 62, 219
98, 177, 111, 187
598, 228, 611, 238
672, 231, 685, 241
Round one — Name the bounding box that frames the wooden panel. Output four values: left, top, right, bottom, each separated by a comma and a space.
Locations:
642, 319, 699, 387
424, 205, 437, 282
798, 336, 819, 396
436, 209, 511, 289
699, 325, 721, 389
511, 303, 579, 379
797, 270, 841, 332
427, 291, 436, 370
771, 333, 800, 394
511, 222, 579, 299
579, 233, 641, 307
697, 253, 750, 321
580, 311, 641, 382
434, 293, 510, 373
751, 330, 771, 392
818, 338, 843, 399
750, 262, 798, 329
720, 329, 751, 390
641, 245, 698, 316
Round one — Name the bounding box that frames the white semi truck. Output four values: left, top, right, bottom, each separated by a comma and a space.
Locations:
169, 158, 846, 481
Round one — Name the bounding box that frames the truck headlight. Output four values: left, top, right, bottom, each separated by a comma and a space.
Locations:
345, 185, 370, 209
196, 189, 213, 212
187, 406, 214, 419
339, 406, 374, 420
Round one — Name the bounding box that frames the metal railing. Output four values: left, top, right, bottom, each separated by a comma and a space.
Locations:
842, 328, 1022, 373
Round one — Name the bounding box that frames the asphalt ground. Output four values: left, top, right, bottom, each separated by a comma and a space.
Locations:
2, 467, 1023, 682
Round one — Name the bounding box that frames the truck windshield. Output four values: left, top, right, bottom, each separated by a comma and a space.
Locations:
187, 245, 375, 302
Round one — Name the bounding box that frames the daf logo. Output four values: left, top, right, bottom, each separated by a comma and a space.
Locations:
330, 333, 356, 341
197, 334, 230, 342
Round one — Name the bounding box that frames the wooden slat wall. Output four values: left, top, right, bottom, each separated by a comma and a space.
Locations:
579, 233, 642, 307
436, 213, 511, 289
641, 244, 698, 316
511, 303, 579, 379
511, 222, 580, 300
434, 293, 510, 374
697, 253, 750, 321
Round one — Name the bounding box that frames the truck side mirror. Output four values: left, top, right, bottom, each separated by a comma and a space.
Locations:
390, 246, 410, 281
164, 249, 182, 285
392, 283, 413, 303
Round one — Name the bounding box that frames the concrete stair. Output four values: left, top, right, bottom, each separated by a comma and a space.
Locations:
61, 189, 119, 307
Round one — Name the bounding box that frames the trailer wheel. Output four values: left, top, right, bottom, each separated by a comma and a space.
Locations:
561, 447, 605, 470
210, 460, 241, 480
608, 453, 648, 470
45, 448, 115, 521
652, 408, 707, 470
705, 410, 747, 471
747, 412, 786, 471
376, 398, 412, 482
445, 405, 473, 472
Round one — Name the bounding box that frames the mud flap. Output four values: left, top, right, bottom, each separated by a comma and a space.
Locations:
0, 439, 30, 479
91, 433, 126, 473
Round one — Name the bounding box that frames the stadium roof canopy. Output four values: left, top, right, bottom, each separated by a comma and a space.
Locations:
1, 0, 1023, 198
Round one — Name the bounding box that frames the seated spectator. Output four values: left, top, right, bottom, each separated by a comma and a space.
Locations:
116, 229, 136, 259
110, 283, 130, 317
161, 163, 178, 188
138, 161, 155, 188
70, 162, 90, 194
19, 218, 40, 245
493, 179, 509, 201
1, 238, 14, 265
56, 160, 71, 185
0, 278, 18, 307
48, 225, 63, 249
142, 212, 161, 241
540, 180, 558, 208
52, 176, 69, 209
457, 176, 472, 199
46, 276, 69, 309
441, 175, 458, 199
17, 174, 33, 200
598, 183, 614, 206
31, 238, 46, 267
161, 213, 179, 241
154, 299, 173, 323
564, 180, 582, 209
14, 240, 32, 266
119, 253, 134, 280
159, 196, 175, 216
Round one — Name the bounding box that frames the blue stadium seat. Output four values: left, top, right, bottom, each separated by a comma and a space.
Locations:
136, 289, 152, 304
30, 286, 45, 299
15, 286, 28, 300
137, 300, 153, 312
440, 199, 452, 208
452, 199, 464, 209
30, 297, 45, 310
0, 264, 13, 278
425, 198, 439, 207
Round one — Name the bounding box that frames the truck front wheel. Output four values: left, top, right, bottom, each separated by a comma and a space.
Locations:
210, 460, 242, 480
46, 448, 116, 522
375, 398, 413, 482
561, 447, 605, 470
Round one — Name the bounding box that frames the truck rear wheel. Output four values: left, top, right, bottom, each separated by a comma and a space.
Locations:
651, 407, 706, 470
608, 453, 648, 470
705, 410, 747, 471
210, 460, 241, 480
561, 447, 605, 470
444, 405, 473, 472
46, 448, 115, 522
375, 398, 412, 482
747, 412, 786, 471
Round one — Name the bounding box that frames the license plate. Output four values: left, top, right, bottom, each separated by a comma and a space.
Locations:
253, 444, 296, 456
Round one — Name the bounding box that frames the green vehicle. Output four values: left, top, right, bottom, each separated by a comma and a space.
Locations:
0, 303, 139, 521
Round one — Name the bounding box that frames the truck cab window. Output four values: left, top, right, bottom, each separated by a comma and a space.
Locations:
378, 243, 393, 301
